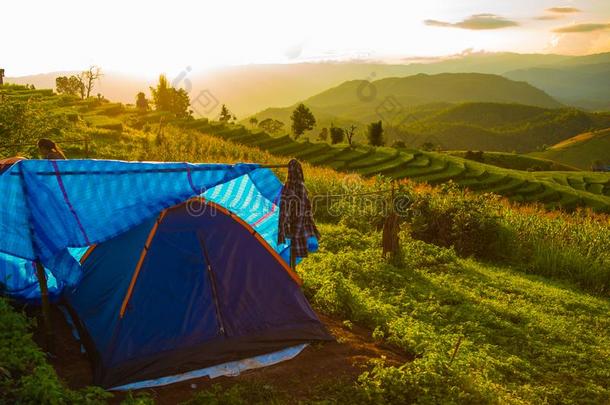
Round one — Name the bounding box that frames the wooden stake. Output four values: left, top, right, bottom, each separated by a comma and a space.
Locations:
34, 260, 54, 353
290, 241, 297, 271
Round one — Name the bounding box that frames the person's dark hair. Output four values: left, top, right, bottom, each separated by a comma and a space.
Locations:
38, 138, 66, 159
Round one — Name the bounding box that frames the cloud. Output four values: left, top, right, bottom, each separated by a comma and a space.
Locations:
535, 15, 562, 21
553, 23, 610, 33
424, 14, 518, 30
547, 7, 581, 14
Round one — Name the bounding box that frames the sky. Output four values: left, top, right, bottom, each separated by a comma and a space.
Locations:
2, 0, 609, 77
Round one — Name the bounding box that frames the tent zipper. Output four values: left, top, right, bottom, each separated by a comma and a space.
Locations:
206, 263, 226, 336
198, 232, 227, 336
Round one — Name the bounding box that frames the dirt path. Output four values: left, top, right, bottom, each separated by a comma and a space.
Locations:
38, 307, 408, 404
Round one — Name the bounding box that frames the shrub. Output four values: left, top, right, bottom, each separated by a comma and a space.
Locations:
407, 183, 504, 259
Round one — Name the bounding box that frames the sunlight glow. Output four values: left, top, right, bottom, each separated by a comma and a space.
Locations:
1, 0, 609, 76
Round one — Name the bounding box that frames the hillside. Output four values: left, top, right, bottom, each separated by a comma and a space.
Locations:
9, 52, 607, 118
399, 103, 610, 152
253, 96, 610, 153
531, 128, 610, 170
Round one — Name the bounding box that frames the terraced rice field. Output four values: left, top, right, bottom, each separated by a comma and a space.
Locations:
187, 122, 610, 212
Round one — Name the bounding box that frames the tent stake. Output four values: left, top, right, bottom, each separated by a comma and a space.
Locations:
34, 260, 54, 353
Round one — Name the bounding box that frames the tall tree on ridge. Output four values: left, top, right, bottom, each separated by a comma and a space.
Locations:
290, 103, 316, 140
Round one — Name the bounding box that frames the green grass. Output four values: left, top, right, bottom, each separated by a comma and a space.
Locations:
298, 224, 610, 404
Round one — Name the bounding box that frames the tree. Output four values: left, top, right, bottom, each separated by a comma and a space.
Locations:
219, 104, 232, 122
135, 92, 149, 111
78, 66, 102, 99
258, 118, 284, 134
150, 74, 191, 118
150, 74, 171, 111
290, 104, 316, 139
345, 124, 357, 146
249, 117, 258, 128
367, 120, 384, 146
318, 127, 328, 142
55, 76, 83, 97
330, 124, 344, 145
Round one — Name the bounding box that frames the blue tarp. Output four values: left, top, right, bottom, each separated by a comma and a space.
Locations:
0, 159, 259, 298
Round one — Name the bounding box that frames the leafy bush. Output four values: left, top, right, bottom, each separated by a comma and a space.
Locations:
407, 183, 504, 259
0, 98, 71, 156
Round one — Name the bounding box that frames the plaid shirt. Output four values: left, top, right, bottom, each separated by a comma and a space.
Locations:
278, 159, 320, 257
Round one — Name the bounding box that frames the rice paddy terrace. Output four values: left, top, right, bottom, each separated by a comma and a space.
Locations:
183, 121, 610, 212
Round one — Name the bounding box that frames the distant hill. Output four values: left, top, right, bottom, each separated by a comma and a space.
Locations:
7, 52, 608, 117
248, 72, 610, 152
251, 73, 562, 126
530, 128, 610, 170
504, 53, 610, 110
253, 98, 610, 153
304, 73, 562, 109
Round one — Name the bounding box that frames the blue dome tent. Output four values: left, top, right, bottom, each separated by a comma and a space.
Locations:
0, 159, 331, 389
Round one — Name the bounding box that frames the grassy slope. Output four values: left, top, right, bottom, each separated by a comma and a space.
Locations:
531, 128, 610, 170
298, 225, 610, 404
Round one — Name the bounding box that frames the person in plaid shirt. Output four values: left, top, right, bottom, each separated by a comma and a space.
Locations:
278, 159, 320, 259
